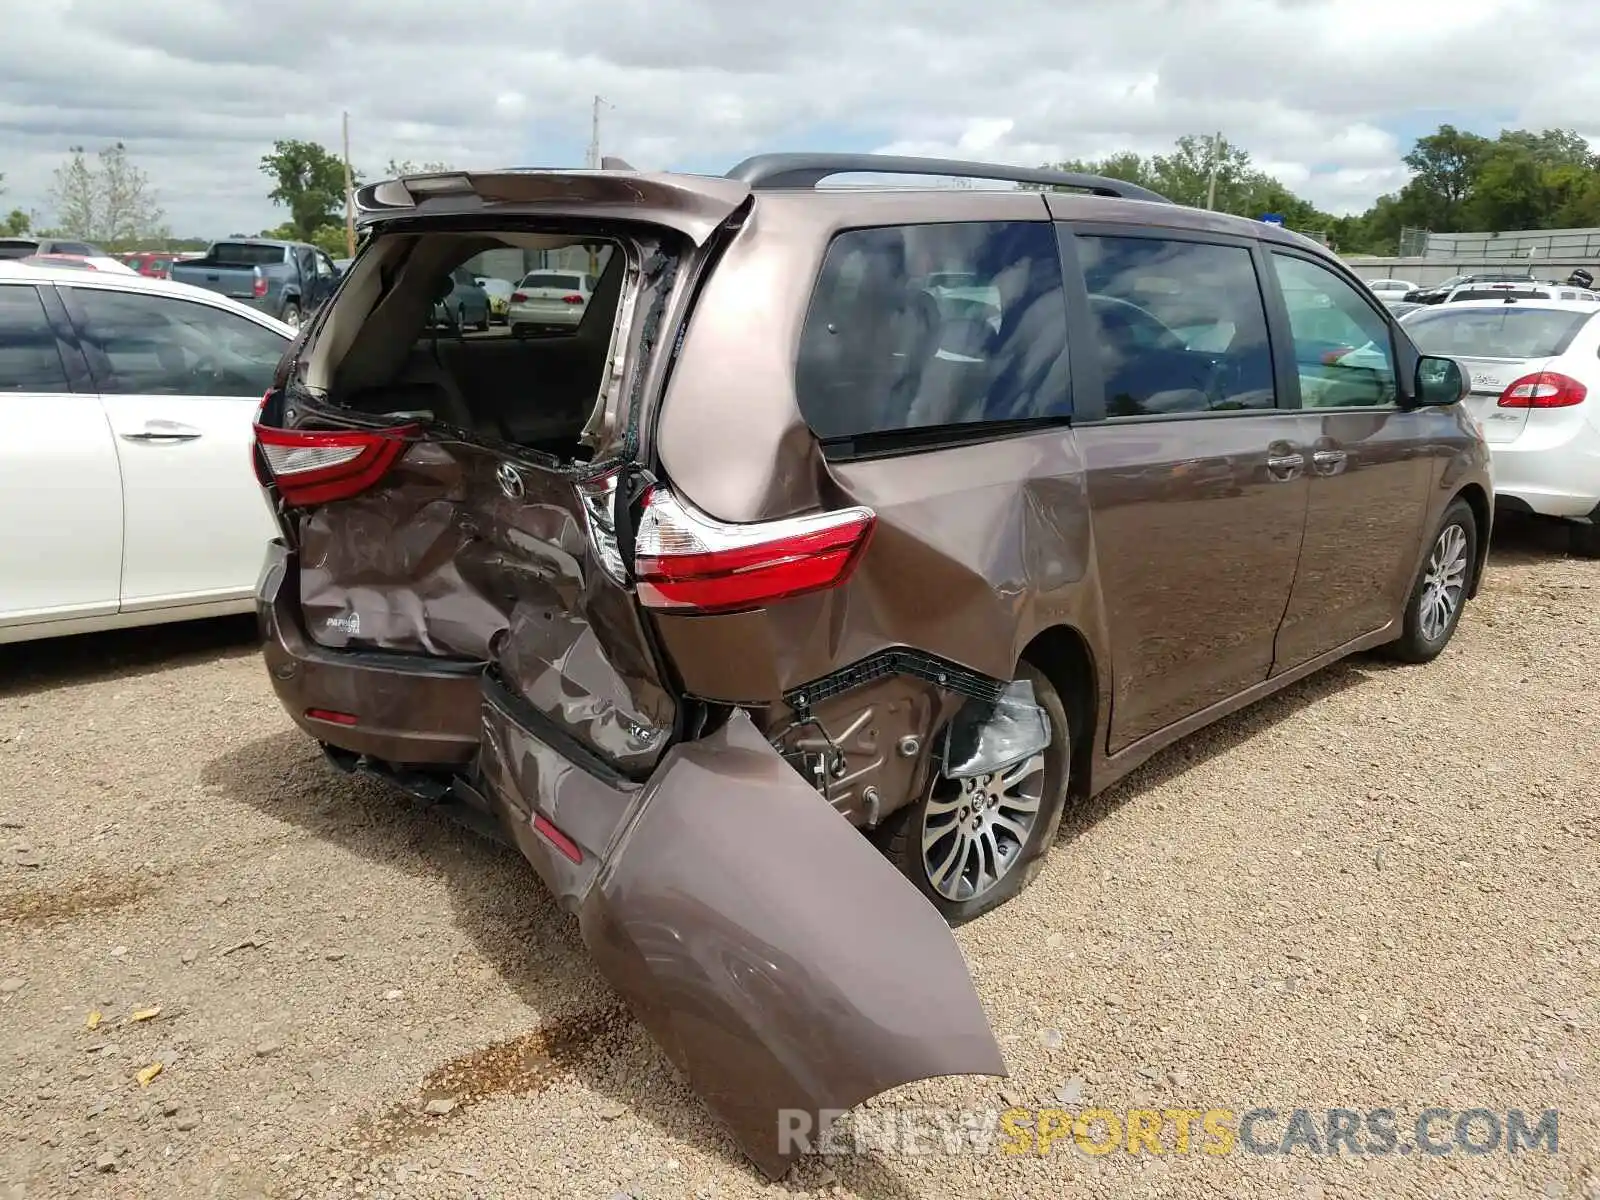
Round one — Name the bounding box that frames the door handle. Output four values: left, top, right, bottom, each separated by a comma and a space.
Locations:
1266, 452, 1304, 479
1312, 448, 1348, 474
122, 421, 202, 443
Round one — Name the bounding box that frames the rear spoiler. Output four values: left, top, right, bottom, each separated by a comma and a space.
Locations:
354, 170, 751, 246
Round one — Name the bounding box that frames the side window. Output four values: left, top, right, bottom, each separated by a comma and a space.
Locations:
1076, 235, 1276, 416
0, 285, 71, 393
795, 221, 1069, 440
1271, 254, 1398, 409
315, 253, 335, 280
70, 288, 288, 397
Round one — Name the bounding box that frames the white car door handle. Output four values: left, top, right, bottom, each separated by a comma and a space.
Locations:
122, 420, 202, 443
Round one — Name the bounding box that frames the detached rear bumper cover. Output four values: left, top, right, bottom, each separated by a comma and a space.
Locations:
490, 705, 1007, 1179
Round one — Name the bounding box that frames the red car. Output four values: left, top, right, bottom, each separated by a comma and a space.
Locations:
117, 251, 174, 278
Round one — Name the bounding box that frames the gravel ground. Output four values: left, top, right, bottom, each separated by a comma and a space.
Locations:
1, 516, 1596, 1200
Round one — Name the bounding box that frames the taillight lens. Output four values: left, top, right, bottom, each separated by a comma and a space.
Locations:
252, 269, 268, 299
253, 422, 418, 506
633, 486, 875, 614
562, 294, 584, 305
510, 291, 528, 302
1498, 371, 1588, 408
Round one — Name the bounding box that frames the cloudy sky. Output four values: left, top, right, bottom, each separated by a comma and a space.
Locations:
2, 0, 1596, 239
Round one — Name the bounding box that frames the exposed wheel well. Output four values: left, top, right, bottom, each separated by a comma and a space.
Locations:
1453, 483, 1491, 598
1020, 625, 1098, 800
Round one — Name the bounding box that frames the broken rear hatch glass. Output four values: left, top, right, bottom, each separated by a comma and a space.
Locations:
253, 169, 1006, 1177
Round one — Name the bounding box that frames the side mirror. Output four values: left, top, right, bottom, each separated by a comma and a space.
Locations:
1414, 355, 1469, 406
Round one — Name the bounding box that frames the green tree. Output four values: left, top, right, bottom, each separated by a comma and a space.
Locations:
1397, 125, 1491, 231
261, 140, 352, 241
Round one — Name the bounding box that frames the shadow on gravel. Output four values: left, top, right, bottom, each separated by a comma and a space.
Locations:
1485, 510, 1592, 566
0, 614, 259, 700
202, 732, 914, 1196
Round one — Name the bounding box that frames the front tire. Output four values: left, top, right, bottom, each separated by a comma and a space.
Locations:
879, 662, 1070, 926
1384, 498, 1476, 663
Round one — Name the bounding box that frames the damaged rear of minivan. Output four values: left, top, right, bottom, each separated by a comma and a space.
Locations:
252, 169, 1005, 1178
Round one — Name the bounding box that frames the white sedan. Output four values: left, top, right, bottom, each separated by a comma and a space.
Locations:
1402, 298, 1600, 556
0, 260, 292, 643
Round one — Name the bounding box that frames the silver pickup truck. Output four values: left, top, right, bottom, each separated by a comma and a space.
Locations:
167, 238, 341, 328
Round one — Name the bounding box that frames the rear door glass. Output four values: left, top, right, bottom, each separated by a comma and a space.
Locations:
795, 221, 1069, 440
0, 285, 71, 392
1075, 235, 1276, 415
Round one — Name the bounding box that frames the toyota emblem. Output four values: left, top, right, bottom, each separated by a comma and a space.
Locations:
496, 462, 525, 500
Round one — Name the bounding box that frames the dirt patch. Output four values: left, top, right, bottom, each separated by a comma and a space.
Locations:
346, 1003, 632, 1156
0, 870, 160, 927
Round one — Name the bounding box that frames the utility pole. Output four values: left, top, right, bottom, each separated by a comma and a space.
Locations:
342, 111, 355, 258
585, 95, 611, 276
1204, 130, 1222, 211
586, 95, 610, 170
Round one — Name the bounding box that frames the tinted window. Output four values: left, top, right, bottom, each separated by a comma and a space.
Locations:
1405, 306, 1593, 359
520, 273, 582, 290
1450, 288, 1545, 303
1271, 254, 1398, 409
1076, 235, 1275, 416
204, 242, 287, 267
70, 288, 288, 397
0, 240, 40, 260
0, 285, 70, 392
796, 221, 1069, 439
49, 242, 97, 257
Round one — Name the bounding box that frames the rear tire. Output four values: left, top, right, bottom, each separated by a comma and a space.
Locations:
1571, 520, 1600, 559
476, 309, 491, 332
511, 323, 528, 339
280, 301, 301, 329
879, 662, 1070, 926
1384, 498, 1476, 663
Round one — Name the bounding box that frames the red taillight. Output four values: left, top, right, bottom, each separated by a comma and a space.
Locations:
305, 708, 358, 726
1498, 371, 1588, 409
562, 293, 584, 305
510, 291, 528, 302
532, 814, 583, 864
252, 269, 267, 299
633, 486, 875, 614
252, 422, 418, 506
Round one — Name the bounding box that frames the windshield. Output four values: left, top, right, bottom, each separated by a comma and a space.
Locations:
203, 242, 288, 267
0, 239, 41, 259
1406, 307, 1593, 359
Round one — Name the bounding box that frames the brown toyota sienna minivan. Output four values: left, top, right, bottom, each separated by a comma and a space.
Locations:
252, 154, 1491, 1177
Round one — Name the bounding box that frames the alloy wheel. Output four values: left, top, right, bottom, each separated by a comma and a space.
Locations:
1419, 522, 1468, 641
921, 754, 1046, 903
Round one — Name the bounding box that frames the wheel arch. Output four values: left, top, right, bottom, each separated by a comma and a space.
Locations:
1019, 624, 1099, 801
1452, 482, 1491, 598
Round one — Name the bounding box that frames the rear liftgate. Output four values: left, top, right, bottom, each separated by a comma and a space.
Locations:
262, 247, 1005, 1178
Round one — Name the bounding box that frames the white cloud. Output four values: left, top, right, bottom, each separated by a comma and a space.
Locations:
1, 0, 1598, 235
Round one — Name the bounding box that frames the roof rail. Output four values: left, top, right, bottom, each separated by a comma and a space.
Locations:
724, 152, 1171, 203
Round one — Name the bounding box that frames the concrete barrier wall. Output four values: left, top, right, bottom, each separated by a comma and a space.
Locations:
1343, 256, 1595, 286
